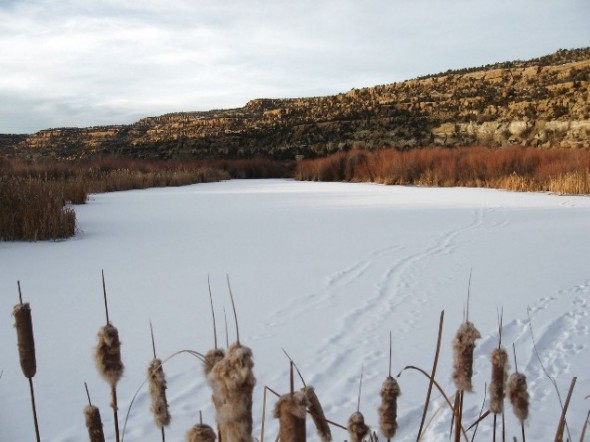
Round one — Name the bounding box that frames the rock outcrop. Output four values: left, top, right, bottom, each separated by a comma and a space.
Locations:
8, 48, 590, 161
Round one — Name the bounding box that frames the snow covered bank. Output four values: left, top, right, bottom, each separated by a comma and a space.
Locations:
1, 179, 589, 441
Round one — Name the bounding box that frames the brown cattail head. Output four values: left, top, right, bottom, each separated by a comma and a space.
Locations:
379, 376, 401, 439
452, 321, 481, 392
209, 343, 256, 442
94, 323, 124, 386
84, 405, 106, 442
204, 348, 226, 377
274, 391, 309, 442
507, 372, 529, 422
347, 411, 370, 442
489, 347, 509, 414
147, 358, 171, 428
302, 386, 331, 442
186, 423, 217, 442
13, 303, 37, 378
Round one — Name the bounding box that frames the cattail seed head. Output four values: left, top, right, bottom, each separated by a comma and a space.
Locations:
347, 411, 370, 442
507, 372, 529, 422
379, 376, 401, 439
147, 358, 171, 428
302, 386, 331, 442
13, 303, 37, 378
452, 321, 481, 392
94, 323, 124, 386
209, 343, 256, 442
84, 405, 106, 442
489, 347, 509, 414
274, 391, 309, 442
204, 348, 226, 377
186, 423, 217, 442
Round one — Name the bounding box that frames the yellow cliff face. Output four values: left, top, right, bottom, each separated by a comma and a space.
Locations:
10, 47, 590, 161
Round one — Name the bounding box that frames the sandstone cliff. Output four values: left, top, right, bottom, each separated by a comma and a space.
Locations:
9, 48, 590, 161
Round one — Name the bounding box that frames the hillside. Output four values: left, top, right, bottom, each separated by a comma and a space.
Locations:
6, 47, 590, 161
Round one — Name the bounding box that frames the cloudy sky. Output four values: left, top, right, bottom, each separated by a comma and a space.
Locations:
1, 0, 588, 134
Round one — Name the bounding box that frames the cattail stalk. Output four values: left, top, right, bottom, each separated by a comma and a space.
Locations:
94, 271, 124, 442
13, 282, 41, 442
489, 347, 509, 414
147, 323, 171, 441
302, 386, 331, 442
347, 411, 370, 442
452, 321, 481, 392
186, 412, 217, 442
274, 391, 309, 442
84, 383, 105, 442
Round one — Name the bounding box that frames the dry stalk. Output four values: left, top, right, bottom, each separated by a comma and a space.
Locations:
554, 376, 577, 442
274, 391, 309, 442
302, 386, 331, 442
94, 270, 124, 442
13, 282, 41, 442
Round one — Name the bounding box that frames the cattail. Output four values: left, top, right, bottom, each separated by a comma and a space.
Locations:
302, 386, 331, 441
186, 423, 217, 442
347, 411, 370, 442
13, 302, 36, 378
148, 358, 171, 428
209, 342, 256, 442
507, 373, 529, 422
94, 323, 124, 386
84, 405, 106, 442
452, 321, 481, 392
379, 376, 401, 439
489, 347, 509, 414
274, 391, 309, 442
204, 348, 226, 377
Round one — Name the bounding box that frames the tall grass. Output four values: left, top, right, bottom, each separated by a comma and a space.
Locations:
295, 146, 590, 195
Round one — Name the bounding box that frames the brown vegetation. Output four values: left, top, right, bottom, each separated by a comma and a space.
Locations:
295, 145, 590, 195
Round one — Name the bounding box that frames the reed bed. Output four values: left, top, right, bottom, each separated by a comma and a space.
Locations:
295, 145, 590, 195
8, 276, 589, 442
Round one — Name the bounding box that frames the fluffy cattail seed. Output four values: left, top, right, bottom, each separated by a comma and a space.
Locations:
302, 386, 331, 441
452, 321, 481, 392
147, 358, 171, 428
507, 372, 529, 422
13, 303, 36, 378
274, 391, 309, 442
347, 411, 370, 442
209, 343, 256, 442
489, 347, 509, 414
204, 348, 226, 377
84, 405, 106, 442
94, 323, 124, 386
186, 423, 217, 442
379, 376, 401, 439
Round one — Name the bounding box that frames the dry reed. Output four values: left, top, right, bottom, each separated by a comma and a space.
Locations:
379, 376, 401, 439
84, 405, 106, 442
147, 359, 171, 428
452, 321, 481, 392
13, 302, 36, 378
302, 386, 331, 442
507, 373, 529, 422
186, 423, 217, 442
209, 342, 256, 442
347, 411, 370, 442
489, 347, 509, 414
274, 391, 309, 442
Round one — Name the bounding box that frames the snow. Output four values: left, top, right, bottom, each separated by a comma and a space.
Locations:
1, 179, 589, 441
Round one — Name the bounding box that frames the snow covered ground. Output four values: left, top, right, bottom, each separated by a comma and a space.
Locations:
1, 179, 589, 441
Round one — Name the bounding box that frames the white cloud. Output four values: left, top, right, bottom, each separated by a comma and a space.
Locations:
0, 0, 589, 133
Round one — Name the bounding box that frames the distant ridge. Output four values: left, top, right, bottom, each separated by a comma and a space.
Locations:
5, 47, 590, 161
